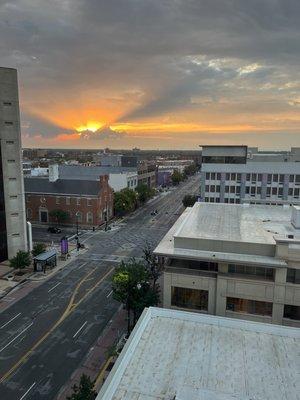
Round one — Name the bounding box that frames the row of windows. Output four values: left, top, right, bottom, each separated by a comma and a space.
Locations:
205, 184, 300, 198
171, 287, 300, 320
55, 197, 92, 206
205, 172, 300, 184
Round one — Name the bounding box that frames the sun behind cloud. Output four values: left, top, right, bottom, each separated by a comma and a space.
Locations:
76, 121, 104, 133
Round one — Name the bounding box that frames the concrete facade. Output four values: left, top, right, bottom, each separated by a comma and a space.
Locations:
154, 203, 300, 327
200, 146, 300, 205
0, 67, 27, 261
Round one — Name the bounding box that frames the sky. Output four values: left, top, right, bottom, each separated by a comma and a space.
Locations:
1, 0, 300, 150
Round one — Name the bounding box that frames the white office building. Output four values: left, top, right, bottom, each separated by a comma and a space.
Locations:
154, 202, 300, 327
200, 145, 300, 205
0, 67, 27, 261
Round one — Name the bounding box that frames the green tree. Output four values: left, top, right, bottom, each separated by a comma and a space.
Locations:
32, 242, 47, 257
10, 250, 31, 271
143, 243, 162, 290
66, 374, 97, 400
183, 163, 198, 177
49, 209, 69, 224
135, 184, 153, 203
171, 170, 183, 185
112, 259, 159, 336
182, 194, 198, 208
114, 189, 135, 216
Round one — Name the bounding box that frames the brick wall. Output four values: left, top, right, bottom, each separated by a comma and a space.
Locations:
25, 175, 114, 228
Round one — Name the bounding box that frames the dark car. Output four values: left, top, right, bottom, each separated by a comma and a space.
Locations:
47, 227, 62, 234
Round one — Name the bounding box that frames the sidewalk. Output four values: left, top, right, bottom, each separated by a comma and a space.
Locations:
56, 307, 127, 399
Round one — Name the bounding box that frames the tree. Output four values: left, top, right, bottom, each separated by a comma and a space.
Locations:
112, 259, 159, 336
135, 184, 153, 203
10, 250, 31, 271
182, 194, 198, 208
183, 163, 198, 177
49, 209, 69, 224
66, 374, 97, 400
171, 170, 183, 185
143, 243, 162, 290
32, 242, 47, 257
114, 188, 137, 216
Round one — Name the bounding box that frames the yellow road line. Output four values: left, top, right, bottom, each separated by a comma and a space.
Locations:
0, 266, 115, 384
94, 355, 114, 389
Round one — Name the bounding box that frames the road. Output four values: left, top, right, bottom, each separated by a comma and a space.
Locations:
0, 175, 200, 399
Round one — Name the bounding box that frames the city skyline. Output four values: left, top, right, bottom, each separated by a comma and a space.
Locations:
1, 1, 300, 149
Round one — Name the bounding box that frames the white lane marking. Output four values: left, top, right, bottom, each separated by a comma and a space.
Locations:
77, 261, 88, 270
0, 322, 33, 353
19, 382, 36, 400
48, 282, 61, 293
106, 290, 113, 298
0, 313, 21, 329
73, 321, 87, 339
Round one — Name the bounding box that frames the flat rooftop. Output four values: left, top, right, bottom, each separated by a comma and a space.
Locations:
98, 307, 300, 400
176, 203, 297, 245
154, 203, 300, 266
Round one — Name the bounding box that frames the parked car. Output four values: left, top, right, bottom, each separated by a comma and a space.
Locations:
47, 227, 62, 234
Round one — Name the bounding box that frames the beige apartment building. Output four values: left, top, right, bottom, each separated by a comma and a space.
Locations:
154, 202, 300, 327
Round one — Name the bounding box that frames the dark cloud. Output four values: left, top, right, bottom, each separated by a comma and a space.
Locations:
0, 0, 299, 145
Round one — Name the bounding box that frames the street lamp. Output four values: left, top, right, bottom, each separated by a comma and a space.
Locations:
104, 201, 108, 231
75, 211, 80, 254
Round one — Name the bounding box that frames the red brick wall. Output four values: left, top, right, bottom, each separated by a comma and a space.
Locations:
25, 176, 114, 228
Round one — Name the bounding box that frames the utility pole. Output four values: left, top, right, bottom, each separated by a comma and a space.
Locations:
75, 211, 80, 254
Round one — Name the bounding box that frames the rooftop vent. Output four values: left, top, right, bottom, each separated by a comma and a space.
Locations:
291, 206, 300, 229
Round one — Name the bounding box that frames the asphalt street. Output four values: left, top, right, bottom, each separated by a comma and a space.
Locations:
0, 175, 200, 400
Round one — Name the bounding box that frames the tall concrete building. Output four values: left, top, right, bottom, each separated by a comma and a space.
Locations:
200, 145, 300, 205
0, 67, 27, 261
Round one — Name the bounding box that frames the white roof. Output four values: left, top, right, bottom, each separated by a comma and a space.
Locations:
175, 203, 297, 245
98, 307, 300, 400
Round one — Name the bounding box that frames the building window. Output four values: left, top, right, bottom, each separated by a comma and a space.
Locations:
87, 198, 92, 206
226, 297, 272, 316
257, 174, 262, 181
10, 195, 17, 199
3, 101, 12, 106
230, 186, 235, 194
171, 287, 208, 311
294, 188, 300, 198
279, 174, 285, 184
66, 197, 70, 205
4, 121, 13, 125
211, 173, 216, 180
205, 185, 209, 192
76, 211, 82, 223
283, 305, 300, 320
76, 198, 81, 206
286, 268, 300, 284
9, 177, 16, 181
225, 185, 229, 193
295, 175, 300, 184
206, 173, 210, 180
246, 173, 250, 182
245, 186, 250, 194
226, 173, 230, 181
56, 197, 60, 205
228, 264, 274, 280
7, 159, 15, 163
272, 187, 277, 196
251, 187, 256, 195
273, 174, 278, 182
6, 140, 14, 144
266, 187, 271, 197
289, 188, 293, 196
27, 208, 32, 218
236, 186, 240, 195
237, 173, 241, 183
289, 175, 294, 183
210, 185, 215, 192
87, 211, 93, 223
217, 173, 221, 180
267, 174, 272, 184
231, 173, 236, 181
11, 233, 20, 237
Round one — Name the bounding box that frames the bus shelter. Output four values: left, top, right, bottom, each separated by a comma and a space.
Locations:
33, 249, 57, 273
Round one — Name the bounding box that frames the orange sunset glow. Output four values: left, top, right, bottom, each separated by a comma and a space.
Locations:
2, 1, 298, 149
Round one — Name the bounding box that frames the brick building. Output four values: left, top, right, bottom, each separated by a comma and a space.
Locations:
24, 174, 113, 228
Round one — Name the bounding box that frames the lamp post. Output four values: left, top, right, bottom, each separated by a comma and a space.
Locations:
75, 211, 80, 254
105, 201, 108, 231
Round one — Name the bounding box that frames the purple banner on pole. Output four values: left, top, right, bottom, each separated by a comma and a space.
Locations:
61, 238, 68, 255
